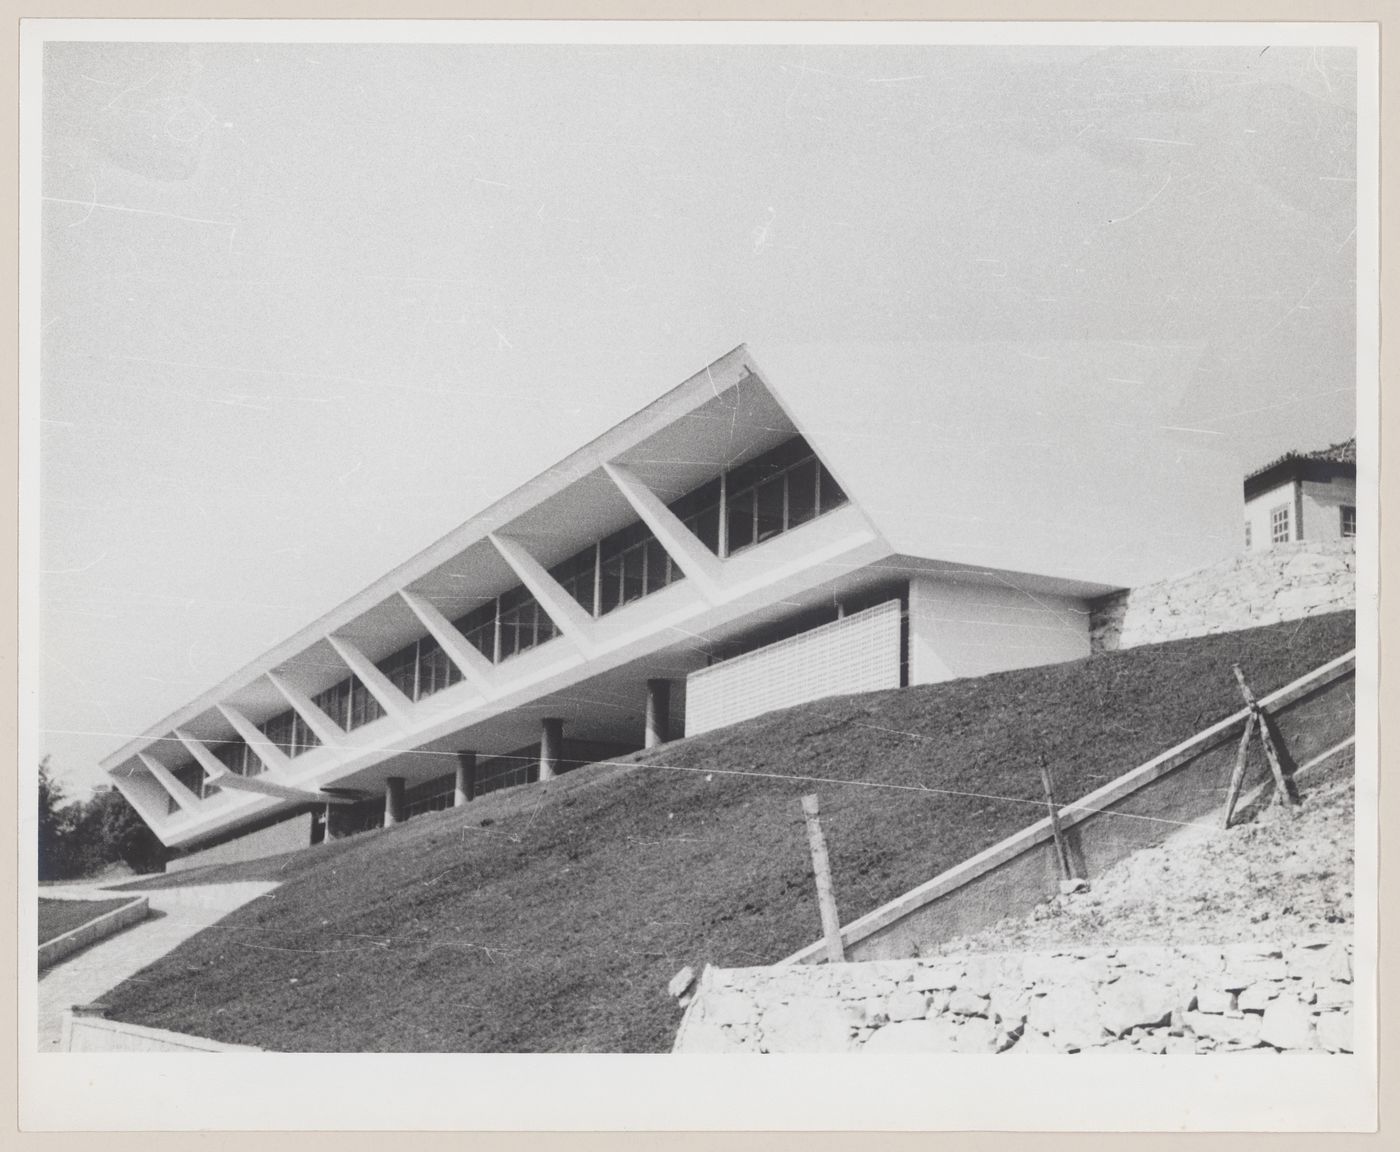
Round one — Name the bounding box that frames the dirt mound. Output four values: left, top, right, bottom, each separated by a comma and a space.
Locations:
931, 747, 1354, 956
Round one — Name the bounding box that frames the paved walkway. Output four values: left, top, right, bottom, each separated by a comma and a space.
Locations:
37, 881, 278, 1052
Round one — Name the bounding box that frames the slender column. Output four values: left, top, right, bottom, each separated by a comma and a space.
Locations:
384, 776, 406, 827
324, 801, 340, 842
645, 679, 672, 749
539, 718, 564, 782
455, 750, 477, 806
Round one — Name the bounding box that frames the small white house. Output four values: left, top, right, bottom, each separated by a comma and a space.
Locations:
1243, 438, 1356, 552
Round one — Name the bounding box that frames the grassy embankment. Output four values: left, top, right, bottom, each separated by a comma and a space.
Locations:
102, 611, 1354, 1052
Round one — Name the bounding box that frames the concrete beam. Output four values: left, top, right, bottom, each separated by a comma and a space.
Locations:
137, 751, 203, 814
267, 672, 345, 750
110, 770, 174, 832
488, 532, 597, 654
206, 769, 360, 805
602, 461, 726, 601
397, 590, 497, 696
325, 634, 416, 726
215, 704, 294, 775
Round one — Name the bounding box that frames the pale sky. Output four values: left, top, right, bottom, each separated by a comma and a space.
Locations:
37, 40, 1359, 793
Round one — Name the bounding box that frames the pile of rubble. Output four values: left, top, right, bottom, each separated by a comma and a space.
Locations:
672, 939, 1354, 1054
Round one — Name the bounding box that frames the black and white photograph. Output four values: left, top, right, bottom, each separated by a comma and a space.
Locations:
20, 18, 1378, 1132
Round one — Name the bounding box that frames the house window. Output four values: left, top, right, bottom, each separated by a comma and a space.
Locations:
1341, 505, 1356, 538
1270, 505, 1291, 545
1244, 522, 1252, 550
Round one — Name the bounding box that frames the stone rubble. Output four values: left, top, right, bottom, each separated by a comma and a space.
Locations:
674, 938, 1354, 1055
1089, 540, 1354, 654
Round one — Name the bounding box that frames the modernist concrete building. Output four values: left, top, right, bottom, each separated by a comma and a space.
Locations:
101, 343, 1241, 869
1242, 437, 1357, 553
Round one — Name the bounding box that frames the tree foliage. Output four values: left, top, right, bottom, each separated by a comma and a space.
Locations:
38, 758, 166, 880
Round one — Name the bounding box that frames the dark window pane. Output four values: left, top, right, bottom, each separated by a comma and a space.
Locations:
499, 612, 519, 659
622, 545, 645, 604
727, 488, 755, 552
377, 644, 418, 700
538, 610, 558, 644
645, 539, 670, 593
756, 476, 785, 542
787, 458, 818, 527
818, 462, 848, 512
690, 506, 720, 554
599, 553, 622, 615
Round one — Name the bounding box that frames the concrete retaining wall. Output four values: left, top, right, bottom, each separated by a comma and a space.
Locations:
62, 1008, 261, 1052
783, 650, 1355, 965
167, 811, 313, 873
1090, 540, 1355, 653
674, 940, 1354, 1054
38, 897, 149, 971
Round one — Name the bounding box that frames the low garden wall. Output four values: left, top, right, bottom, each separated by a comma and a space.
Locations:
674, 939, 1354, 1054
782, 650, 1354, 965
62, 1007, 262, 1053
1090, 541, 1355, 653
38, 897, 149, 972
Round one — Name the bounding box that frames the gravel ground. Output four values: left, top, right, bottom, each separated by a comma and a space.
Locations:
932, 746, 1355, 955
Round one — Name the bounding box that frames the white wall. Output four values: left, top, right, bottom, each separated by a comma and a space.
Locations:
1244, 475, 1356, 550
685, 600, 902, 737
908, 575, 1090, 685
1300, 476, 1357, 543
166, 812, 313, 872
1244, 480, 1299, 551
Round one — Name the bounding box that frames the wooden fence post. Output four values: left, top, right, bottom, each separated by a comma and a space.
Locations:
1038, 754, 1073, 882
801, 793, 845, 963
1231, 663, 1298, 815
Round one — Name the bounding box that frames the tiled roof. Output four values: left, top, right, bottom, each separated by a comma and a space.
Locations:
1246, 436, 1356, 481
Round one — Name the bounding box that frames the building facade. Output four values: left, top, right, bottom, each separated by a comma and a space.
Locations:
1243, 438, 1357, 552
101, 344, 1241, 867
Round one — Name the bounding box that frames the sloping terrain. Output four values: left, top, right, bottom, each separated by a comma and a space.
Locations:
100, 611, 1354, 1052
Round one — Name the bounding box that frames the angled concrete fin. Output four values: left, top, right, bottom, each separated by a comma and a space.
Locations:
602, 461, 726, 601
487, 532, 597, 654
137, 750, 203, 814
325, 634, 416, 725
397, 590, 497, 695
216, 704, 294, 774
266, 672, 345, 750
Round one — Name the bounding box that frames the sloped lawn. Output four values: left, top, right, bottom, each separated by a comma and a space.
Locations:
101, 611, 1354, 1052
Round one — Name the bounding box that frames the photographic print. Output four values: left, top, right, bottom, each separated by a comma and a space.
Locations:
20, 18, 1378, 1132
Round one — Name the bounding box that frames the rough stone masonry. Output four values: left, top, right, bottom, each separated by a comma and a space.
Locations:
673, 939, 1354, 1054
1090, 540, 1355, 654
